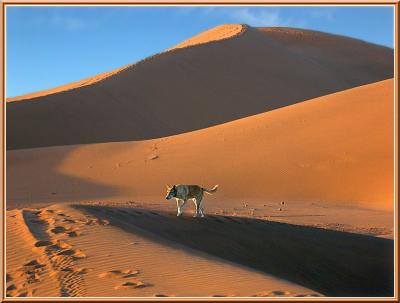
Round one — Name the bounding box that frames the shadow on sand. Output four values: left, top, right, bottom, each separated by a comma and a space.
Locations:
6, 146, 125, 209
74, 205, 393, 297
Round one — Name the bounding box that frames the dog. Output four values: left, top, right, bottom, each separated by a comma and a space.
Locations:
165, 184, 218, 217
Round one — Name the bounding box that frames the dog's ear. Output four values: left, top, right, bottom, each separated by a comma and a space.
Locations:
166, 184, 171, 190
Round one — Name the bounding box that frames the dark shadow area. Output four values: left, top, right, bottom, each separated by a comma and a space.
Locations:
74, 205, 394, 297
6, 146, 122, 209
7, 27, 393, 150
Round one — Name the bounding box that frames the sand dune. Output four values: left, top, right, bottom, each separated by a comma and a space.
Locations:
6, 24, 394, 298
6, 204, 323, 297
7, 79, 394, 214
169, 24, 245, 50
7, 25, 393, 149
6, 65, 131, 103
7, 24, 245, 104
6, 202, 393, 297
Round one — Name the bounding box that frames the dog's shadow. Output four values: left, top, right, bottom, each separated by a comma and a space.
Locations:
74, 205, 394, 297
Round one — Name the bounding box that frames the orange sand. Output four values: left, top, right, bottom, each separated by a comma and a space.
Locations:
5, 25, 394, 298
7, 79, 394, 213
6, 26, 393, 149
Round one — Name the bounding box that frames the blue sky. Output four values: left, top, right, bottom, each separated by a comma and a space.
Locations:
6, 5, 394, 98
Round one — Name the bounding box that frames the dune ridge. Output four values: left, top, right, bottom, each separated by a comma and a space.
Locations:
7, 79, 394, 214
7, 24, 246, 103
169, 24, 245, 50
6, 23, 394, 298
6, 25, 393, 149
6, 65, 131, 103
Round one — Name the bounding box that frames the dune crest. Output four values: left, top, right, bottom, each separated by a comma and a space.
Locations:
7, 25, 393, 149
7, 79, 394, 213
7, 64, 131, 103
169, 24, 245, 50
7, 24, 245, 103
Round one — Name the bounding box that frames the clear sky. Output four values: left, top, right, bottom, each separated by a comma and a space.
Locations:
6, 5, 394, 98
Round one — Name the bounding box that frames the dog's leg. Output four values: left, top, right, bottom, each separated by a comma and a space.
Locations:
180, 199, 188, 216
199, 202, 205, 217
197, 193, 205, 217
193, 198, 202, 217
176, 199, 182, 216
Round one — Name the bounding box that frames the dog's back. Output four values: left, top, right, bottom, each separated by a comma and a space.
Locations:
176, 185, 203, 199
174, 184, 218, 200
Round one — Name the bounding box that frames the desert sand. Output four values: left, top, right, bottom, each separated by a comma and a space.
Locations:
169, 23, 245, 50
8, 79, 394, 212
6, 25, 395, 297
6, 79, 394, 297
7, 26, 393, 149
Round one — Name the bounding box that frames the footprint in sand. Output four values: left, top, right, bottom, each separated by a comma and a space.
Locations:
49, 225, 81, 237
67, 230, 81, 237
7, 288, 34, 297
50, 226, 67, 234
56, 249, 86, 259
82, 216, 109, 226
30, 219, 46, 224
294, 293, 321, 297
6, 273, 13, 282
45, 240, 72, 253
99, 269, 139, 279
34, 240, 53, 247
114, 279, 147, 290
252, 290, 291, 297
24, 259, 45, 268
13, 259, 47, 286
7, 284, 17, 291
98, 269, 147, 291
61, 267, 92, 274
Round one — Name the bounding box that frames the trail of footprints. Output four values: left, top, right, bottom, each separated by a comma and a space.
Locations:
6, 208, 110, 297
98, 269, 149, 290
7, 205, 320, 297
6, 259, 46, 297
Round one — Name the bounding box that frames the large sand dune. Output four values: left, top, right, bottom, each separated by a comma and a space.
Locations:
7, 25, 393, 149
8, 79, 394, 214
6, 24, 394, 298
6, 203, 392, 297
7, 204, 326, 297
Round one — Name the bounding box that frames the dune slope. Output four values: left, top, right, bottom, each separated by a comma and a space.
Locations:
7, 202, 393, 297
7, 79, 394, 213
7, 204, 323, 297
7, 26, 393, 149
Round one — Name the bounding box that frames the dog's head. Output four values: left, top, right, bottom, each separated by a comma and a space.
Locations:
165, 185, 177, 200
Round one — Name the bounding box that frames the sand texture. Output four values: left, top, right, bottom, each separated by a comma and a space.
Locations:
8, 79, 394, 212
7, 26, 393, 149
6, 201, 393, 297
6, 25, 394, 298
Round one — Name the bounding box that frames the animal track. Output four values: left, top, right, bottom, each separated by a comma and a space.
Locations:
114, 279, 147, 289
251, 290, 318, 297
99, 269, 147, 291
6, 258, 47, 297
99, 269, 139, 279
18, 208, 88, 297
34, 240, 53, 247
56, 249, 86, 259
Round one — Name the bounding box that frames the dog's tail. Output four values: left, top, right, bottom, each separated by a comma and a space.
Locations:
203, 185, 219, 195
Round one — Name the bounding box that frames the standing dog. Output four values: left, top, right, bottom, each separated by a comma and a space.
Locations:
165, 184, 218, 217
